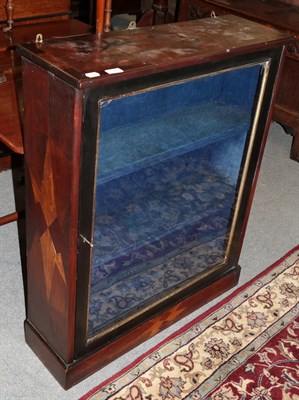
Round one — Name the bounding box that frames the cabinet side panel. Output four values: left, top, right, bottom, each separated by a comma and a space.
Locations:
22, 60, 82, 363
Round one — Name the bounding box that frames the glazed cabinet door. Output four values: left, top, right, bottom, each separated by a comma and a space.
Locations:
75, 50, 281, 355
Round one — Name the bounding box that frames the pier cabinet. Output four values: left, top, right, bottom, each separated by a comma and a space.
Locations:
18, 15, 292, 388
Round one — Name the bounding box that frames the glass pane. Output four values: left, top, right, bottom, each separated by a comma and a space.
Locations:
88, 64, 263, 337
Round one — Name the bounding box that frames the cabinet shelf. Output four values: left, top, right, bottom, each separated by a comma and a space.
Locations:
97, 101, 250, 183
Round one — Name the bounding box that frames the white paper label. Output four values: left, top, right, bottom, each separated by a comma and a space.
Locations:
105, 68, 124, 75
85, 72, 101, 78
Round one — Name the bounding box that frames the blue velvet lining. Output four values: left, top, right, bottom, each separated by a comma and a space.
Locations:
88, 64, 262, 336
100, 65, 259, 132
97, 102, 249, 185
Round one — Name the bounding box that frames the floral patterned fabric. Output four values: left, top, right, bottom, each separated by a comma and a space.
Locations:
89, 235, 228, 335
81, 246, 299, 400
91, 138, 241, 292
89, 152, 237, 335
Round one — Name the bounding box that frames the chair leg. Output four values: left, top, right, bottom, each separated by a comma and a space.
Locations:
0, 211, 19, 226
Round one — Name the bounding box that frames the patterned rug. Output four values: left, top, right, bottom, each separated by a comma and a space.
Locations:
80, 246, 299, 400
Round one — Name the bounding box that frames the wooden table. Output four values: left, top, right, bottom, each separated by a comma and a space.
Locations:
0, 19, 90, 170
0, 1, 90, 227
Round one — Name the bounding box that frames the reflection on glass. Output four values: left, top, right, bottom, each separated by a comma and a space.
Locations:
88, 64, 262, 337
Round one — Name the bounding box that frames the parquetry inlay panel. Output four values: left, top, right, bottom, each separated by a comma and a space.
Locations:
29, 140, 67, 313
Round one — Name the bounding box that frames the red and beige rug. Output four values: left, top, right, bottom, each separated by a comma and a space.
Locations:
81, 246, 299, 400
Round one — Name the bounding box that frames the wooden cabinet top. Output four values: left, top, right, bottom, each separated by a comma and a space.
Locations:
18, 15, 293, 89
203, 0, 299, 34
0, 0, 71, 23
